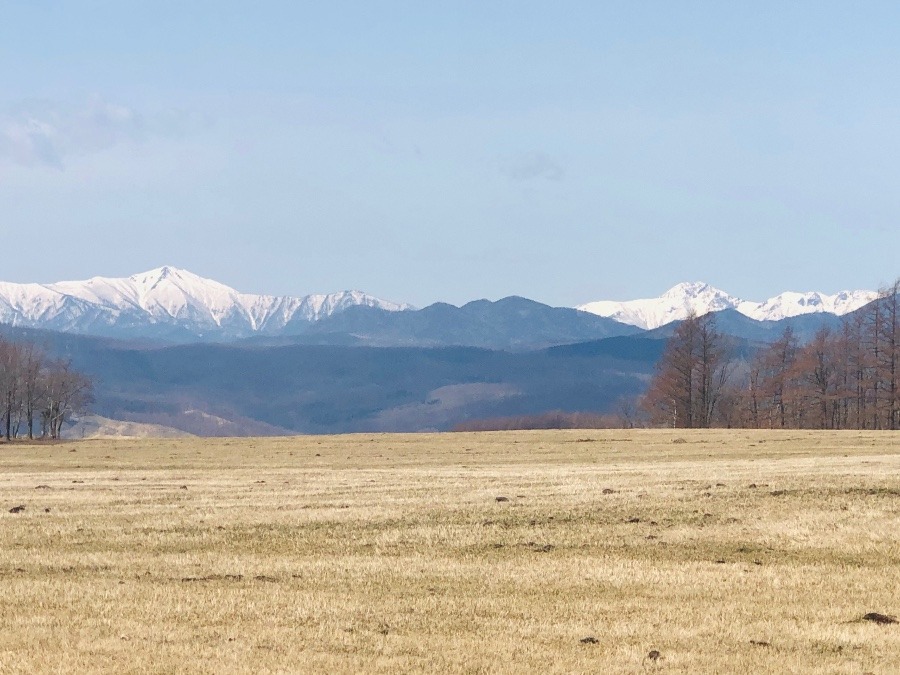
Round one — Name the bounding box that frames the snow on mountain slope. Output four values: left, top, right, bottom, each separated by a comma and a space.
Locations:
0, 266, 410, 339
579, 283, 740, 331
0, 280, 108, 332
578, 282, 878, 329
737, 290, 878, 322
1, 267, 879, 339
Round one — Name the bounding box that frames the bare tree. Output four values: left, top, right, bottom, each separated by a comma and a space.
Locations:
695, 314, 732, 427
19, 342, 45, 440
796, 326, 840, 429
642, 312, 731, 428
42, 360, 93, 440
843, 311, 871, 429
862, 297, 885, 428
615, 395, 645, 429
0, 340, 23, 441
750, 325, 800, 428
877, 279, 900, 429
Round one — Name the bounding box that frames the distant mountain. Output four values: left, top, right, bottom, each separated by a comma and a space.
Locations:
0, 267, 638, 348
643, 308, 845, 344
1, 268, 882, 349
0, 266, 409, 341
0, 323, 658, 435
578, 282, 877, 329
291, 296, 642, 350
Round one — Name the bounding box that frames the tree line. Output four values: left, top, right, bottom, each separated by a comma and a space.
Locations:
641, 281, 900, 430
0, 337, 93, 440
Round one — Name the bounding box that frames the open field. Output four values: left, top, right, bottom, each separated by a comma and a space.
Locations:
0, 430, 898, 673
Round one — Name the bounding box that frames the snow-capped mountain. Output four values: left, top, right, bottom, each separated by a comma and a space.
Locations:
0, 266, 410, 340
578, 282, 878, 330
0, 269, 882, 342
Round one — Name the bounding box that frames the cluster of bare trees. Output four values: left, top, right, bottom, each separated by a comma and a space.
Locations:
0, 338, 93, 441
642, 281, 900, 430
642, 312, 732, 428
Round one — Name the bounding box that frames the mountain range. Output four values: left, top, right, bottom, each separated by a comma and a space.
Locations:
577, 282, 877, 329
0, 266, 409, 341
0, 268, 878, 345
0, 268, 889, 436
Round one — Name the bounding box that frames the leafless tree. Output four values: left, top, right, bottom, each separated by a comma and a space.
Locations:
876, 280, 900, 429
0, 336, 92, 442
19, 342, 46, 440
41, 359, 93, 439
0, 340, 23, 441
642, 312, 732, 428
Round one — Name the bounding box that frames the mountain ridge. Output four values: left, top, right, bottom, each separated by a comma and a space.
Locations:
0, 266, 411, 340
578, 281, 877, 329
0, 268, 882, 343
295, 295, 642, 350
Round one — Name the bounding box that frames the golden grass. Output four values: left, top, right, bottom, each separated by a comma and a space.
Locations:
0, 430, 898, 673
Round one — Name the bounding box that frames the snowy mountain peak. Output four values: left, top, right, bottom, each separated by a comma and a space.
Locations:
662, 281, 715, 297
127, 266, 233, 296
137, 265, 175, 281
737, 289, 878, 322
578, 283, 878, 329
0, 268, 410, 340
661, 282, 740, 309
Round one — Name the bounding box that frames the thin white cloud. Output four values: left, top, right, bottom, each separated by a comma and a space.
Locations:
0, 97, 207, 169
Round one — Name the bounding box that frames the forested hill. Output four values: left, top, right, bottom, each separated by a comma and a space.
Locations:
0, 324, 663, 435
74, 340, 662, 435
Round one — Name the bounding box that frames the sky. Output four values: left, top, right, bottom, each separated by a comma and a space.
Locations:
2, 1, 900, 308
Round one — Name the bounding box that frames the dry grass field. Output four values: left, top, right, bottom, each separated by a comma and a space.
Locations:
0, 430, 898, 674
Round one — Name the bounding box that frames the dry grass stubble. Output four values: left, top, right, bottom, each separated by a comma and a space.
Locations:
0, 430, 898, 673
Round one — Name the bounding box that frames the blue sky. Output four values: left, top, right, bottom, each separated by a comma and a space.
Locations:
2, 1, 899, 306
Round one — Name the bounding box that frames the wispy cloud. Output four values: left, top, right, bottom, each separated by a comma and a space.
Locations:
500, 151, 564, 181
0, 97, 207, 169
